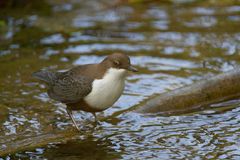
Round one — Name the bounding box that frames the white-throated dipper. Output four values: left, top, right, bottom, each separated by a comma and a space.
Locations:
32, 53, 138, 130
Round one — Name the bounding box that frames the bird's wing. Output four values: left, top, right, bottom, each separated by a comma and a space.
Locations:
47, 72, 93, 104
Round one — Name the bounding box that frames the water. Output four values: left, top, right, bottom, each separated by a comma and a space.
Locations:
0, 0, 240, 159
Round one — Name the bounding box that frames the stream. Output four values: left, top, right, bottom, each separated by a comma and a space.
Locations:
0, 0, 240, 159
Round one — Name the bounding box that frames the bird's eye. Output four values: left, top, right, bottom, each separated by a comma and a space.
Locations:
113, 60, 120, 66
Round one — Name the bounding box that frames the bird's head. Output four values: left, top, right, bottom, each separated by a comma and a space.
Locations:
102, 53, 138, 74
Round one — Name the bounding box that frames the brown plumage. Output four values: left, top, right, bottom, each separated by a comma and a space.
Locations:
32, 53, 138, 130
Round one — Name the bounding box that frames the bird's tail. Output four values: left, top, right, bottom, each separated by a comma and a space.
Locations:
32, 70, 57, 84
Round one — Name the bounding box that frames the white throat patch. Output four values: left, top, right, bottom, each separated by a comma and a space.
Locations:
84, 68, 127, 110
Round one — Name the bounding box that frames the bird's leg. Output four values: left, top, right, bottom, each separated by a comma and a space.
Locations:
66, 108, 80, 131
92, 112, 97, 122
92, 112, 100, 125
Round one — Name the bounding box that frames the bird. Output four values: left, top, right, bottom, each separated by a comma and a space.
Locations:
32, 53, 138, 130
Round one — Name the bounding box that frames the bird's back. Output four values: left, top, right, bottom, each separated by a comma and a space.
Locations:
32, 64, 104, 104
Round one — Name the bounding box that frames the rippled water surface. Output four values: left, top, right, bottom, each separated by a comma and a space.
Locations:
0, 0, 240, 159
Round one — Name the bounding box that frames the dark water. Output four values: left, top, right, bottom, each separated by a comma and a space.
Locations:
0, 0, 240, 159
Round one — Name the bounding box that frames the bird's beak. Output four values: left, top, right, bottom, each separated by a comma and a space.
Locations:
128, 65, 138, 72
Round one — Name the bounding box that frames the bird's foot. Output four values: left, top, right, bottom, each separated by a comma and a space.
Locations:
94, 120, 101, 126
92, 112, 101, 125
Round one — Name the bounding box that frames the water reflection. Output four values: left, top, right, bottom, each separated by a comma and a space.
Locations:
40, 34, 65, 45
1, 0, 240, 159
192, 7, 215, 15
226, 6, 240, 13
184, 16, 217, 28
69, 31, 145, 42
64, 43, 153, 53
22, 105, 240, 159
28, 136, 122, 159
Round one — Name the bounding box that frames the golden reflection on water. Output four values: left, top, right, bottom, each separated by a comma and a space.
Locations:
0, 0, 240, 159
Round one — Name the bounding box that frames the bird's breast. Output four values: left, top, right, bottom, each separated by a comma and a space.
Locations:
84, 68, 126, 110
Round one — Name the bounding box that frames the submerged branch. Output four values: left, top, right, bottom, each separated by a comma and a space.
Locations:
134, 69, 240, 113
1, 69, 240, 156
0, 130, 78, 156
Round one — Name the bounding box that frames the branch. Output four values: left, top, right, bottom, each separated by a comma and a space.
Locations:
134, 69, 240, 113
